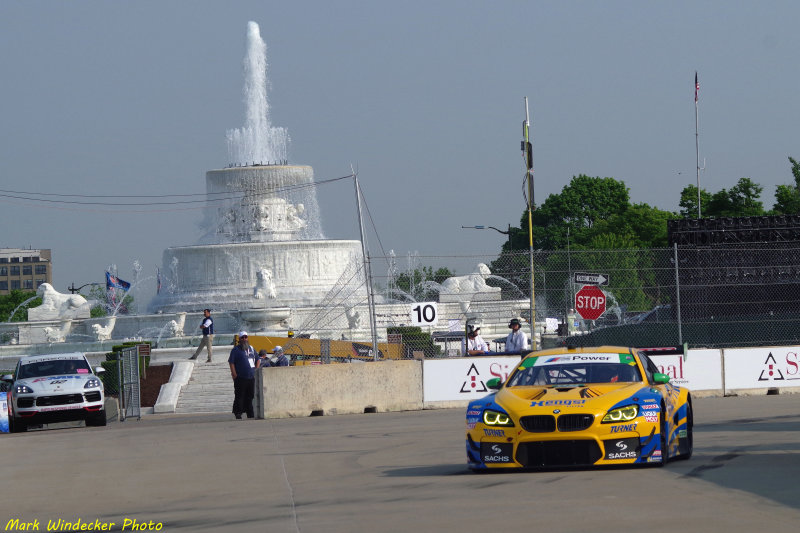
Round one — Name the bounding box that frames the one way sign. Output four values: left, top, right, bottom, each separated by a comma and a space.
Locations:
574, 272, 609, 286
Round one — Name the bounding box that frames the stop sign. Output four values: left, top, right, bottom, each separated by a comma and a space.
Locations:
575, 285, 606, 321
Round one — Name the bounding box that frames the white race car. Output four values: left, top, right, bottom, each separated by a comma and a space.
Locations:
3, 353, 106, 432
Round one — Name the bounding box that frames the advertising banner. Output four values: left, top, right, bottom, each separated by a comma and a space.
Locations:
648, 349, 723, 392
723, 346, 800, 390
423, 356, 521, 403
0, 392, 8, 433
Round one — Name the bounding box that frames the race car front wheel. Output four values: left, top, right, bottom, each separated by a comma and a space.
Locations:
10, 417, 27, 433
677, 403, 693, 460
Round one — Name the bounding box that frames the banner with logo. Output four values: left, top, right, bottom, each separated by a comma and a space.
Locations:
648, 349, 723, 391
0, 392, 9, 433
423, 356, 521, 403
723, 347, 800, 390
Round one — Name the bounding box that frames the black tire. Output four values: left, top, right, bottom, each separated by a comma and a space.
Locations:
86, 410, 107, 427
11, 417, 27, 433
677, 403, 694, 460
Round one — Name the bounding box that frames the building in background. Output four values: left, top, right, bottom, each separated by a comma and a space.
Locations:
0, 248, 52, 295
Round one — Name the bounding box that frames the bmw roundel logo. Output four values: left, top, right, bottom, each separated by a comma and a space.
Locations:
553, 409, 561, 414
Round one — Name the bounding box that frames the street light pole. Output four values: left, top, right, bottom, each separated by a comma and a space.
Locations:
461, 224, 512, 249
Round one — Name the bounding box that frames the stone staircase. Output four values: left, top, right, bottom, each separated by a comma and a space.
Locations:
174, 360, 233, 414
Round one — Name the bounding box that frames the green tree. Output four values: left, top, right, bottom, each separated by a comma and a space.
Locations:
523, 174, 630, 250
81, 284, 134, 317
591, 203, 675, 248
679, 185, 713, 218
395, 266, 454, 301
0, 290, 41, 322
772, 156, 800, 214
681, 178, 765, 218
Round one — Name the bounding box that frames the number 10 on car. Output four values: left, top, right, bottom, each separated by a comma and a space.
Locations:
410, 302, 438, 326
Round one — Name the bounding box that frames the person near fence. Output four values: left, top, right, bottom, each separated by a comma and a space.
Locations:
189, 309, 214, 362
228, 331, 257, 419
271, 345, 289, 367
256, 349, 270, 368
505, 318, 528, 353
462, 325, 489, 356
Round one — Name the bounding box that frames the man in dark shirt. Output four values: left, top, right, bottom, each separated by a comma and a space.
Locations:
189, 309, 214, 362
228, 331, 256, 419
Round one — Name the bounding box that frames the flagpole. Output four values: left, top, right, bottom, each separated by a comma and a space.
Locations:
522, 97, 536, 349
695, 71, 701, 218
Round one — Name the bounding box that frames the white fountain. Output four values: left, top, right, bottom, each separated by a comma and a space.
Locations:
149, 22, 365, 330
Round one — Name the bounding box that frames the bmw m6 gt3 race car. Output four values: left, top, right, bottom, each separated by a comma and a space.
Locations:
3, 353, 106, 432
466, 346, 693, 470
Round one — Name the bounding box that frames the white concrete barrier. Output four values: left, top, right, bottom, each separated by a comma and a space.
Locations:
257, 360, 423, 418
722, 346, 800, 395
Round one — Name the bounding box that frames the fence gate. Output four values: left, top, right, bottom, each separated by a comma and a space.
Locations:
117, 346, 141, 421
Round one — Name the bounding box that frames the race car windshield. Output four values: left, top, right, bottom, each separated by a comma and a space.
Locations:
17, 359, 92, 379
507, 362, 641, 387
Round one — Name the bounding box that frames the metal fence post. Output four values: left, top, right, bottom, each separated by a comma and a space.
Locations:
674, 243, 683, 345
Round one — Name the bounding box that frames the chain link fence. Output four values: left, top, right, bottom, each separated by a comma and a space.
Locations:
363, 244, 800, 356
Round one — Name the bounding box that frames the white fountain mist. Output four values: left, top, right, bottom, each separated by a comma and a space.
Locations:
150, 21, 362, 319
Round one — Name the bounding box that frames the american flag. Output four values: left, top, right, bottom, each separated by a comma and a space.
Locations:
695, 72, 699, 102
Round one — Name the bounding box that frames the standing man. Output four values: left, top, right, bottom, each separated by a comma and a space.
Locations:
271, 345, 289, 367
189, 309, 214, 362
228, 331, 256, 419
505, 318, 529, 354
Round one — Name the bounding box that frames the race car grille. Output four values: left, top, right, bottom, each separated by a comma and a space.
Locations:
515, 440, 603, 468
557, 414, 595, 432
519, 415, 556, 432
36, 394, 84, 407
17, 397, 35, 408
84, 391, 102, 403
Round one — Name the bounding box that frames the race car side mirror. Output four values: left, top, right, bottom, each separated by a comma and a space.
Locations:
95, 367, 106, 374
1, 374, 13, 382
486, 378, 502, 390
652, 373, 670, 384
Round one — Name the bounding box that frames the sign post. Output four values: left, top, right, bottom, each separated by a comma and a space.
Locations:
575, 285, 607, 321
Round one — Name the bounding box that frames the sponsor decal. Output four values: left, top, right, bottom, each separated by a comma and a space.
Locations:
540, 355, 615, 365
643, 399, 656, 403
76, 369, 89, 374
652, 450, 661, 457
466, 410, 481, 416
466, 416, 479, 425
529, 399, 587, 407
607, 451, 638, 460
758, 353, 785, 381
460, 363, 488, 394
481, 442, 513, 463
678, 429, 687, 438
32, 375, 82, 382
604, 438, 639, 460
483, 428, 505, 437
37, 405, 84, 412
644, 415, 658, 423
467, 423, 476, 429
641, 405, 659, 411
610, 423, 637, 433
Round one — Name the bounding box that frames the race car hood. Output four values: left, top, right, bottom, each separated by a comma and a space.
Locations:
495, 383, 648, 414
15, 373, 98, 394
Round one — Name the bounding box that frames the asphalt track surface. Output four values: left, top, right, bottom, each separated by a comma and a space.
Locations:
3, 395, 800, 533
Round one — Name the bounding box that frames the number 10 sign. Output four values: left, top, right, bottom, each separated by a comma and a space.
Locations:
410, 302, 438, 326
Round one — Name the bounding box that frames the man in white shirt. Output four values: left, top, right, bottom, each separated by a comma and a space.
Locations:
505, 318, 529, 353
462, 325, 489, 356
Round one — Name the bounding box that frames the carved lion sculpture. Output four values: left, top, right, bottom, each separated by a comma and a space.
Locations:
36, 283, 89, 317
254, 268, 277, 299
440, 263, 496, 294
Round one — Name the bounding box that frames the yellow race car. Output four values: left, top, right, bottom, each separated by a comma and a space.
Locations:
466, 346, 693, 470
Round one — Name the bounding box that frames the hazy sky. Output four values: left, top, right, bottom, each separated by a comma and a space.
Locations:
1, 1, 798, 306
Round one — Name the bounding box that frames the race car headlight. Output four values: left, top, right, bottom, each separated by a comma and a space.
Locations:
14, 384, 33, 394
483, 410, 514, 427
602, 405, 639, 423
84, 378, 102, 389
